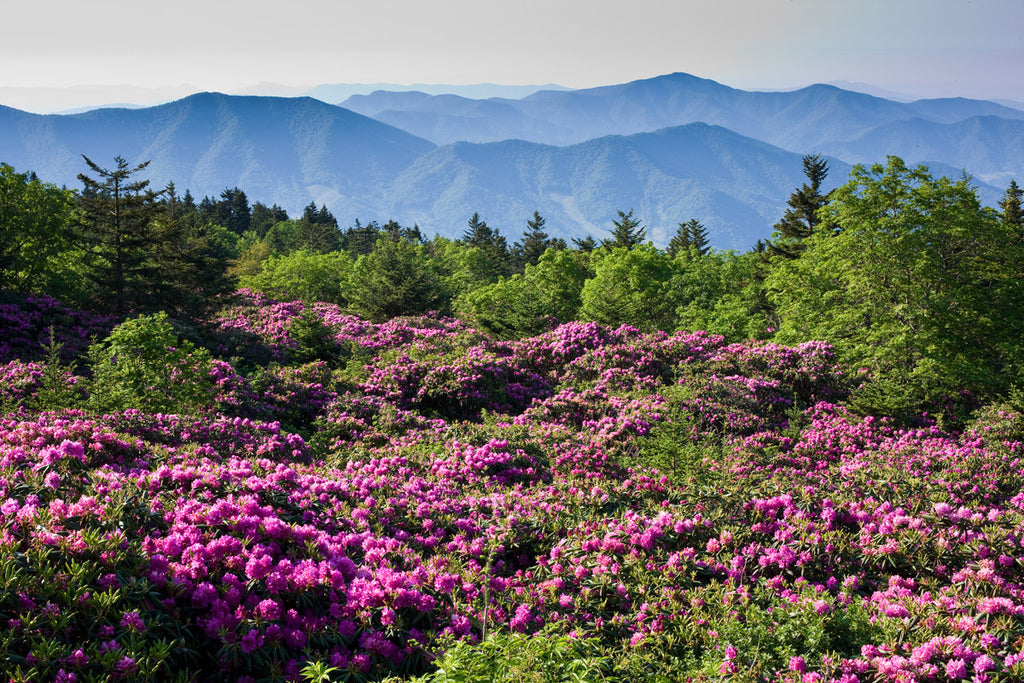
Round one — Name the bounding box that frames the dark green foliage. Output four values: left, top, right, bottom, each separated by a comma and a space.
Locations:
74, 156, 166, 314
348, 238, 447, 322
462, 212, 512, 277
249, 201, 289, 238
766, 153, 831, 259
602, 209, 647, 250
667, 218, 710, 257
512, 211, 565, 271
264, 219, 300, 254
197, 187, 252, 235
298, 203, 341, 253
74, 158, 235, 317
340, 219, 382, 256
288, 308, 341, 365
1000, 179, 1023, 236
151, 212, 238, 317
572, 234, 598, 252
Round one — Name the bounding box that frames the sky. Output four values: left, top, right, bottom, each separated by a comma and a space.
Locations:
1, 0, 1023, 110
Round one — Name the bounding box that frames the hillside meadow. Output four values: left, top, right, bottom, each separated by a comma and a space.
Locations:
2, 291, 1024, 682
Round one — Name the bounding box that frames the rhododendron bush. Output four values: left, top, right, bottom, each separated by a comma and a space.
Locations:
2, 292, 1024, 682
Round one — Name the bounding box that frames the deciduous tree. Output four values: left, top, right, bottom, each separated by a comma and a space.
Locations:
767, 156, 1024, 412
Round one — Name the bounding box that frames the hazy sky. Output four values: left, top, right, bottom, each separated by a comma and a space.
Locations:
2, 0, 1022, 101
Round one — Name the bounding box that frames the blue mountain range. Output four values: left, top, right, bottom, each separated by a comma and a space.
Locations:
0, 74, 1017, 249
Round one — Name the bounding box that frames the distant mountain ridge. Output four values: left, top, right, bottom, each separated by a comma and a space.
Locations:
386, 124, 856, 249
342, 73, 1024, 185
0, 93, 435, 220
0, 74, 1016, 249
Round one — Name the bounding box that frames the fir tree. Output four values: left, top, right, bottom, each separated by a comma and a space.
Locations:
513, 211, 562, 271
298, 203, 341, 253
572, 235, 598, 252
180, 189, 197, 213
250, 202, 289, 238
767, 154, 830, 259
218, 187, 251, 234
74, 155, 165, 313
462, 213, 511, 276
341, 220, 381, 256
602, 209, 646, 250
668, 219, 710, 257
999, 179, 1023, 237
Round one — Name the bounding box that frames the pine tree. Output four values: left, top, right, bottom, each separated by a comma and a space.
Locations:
152, 212, 237, 317
74, 155, 165, 313
180, 189, 197, 213
462, 212, 492, 246
602, 209, 647, 250
767, 154, 830, 259
210, 187, 252, 234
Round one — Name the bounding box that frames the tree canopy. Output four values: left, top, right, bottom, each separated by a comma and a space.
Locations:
767, 156, 1024, 412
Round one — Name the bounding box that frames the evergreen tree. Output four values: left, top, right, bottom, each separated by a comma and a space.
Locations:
265, 220, 300, 255
297, 202, 341, 253
602, 209, 646, 250
204, 188, 252, 236
572, 235, 598, 252
999, 179, 1023, 237
668, 219, 710, 257
250, 202, 289, 238
348, 238, 446, 321
153, 212, 237, 317
317, 204, 336, 227
462, 213, 493, 246
340, 220, 381, 256
381, 219, 421, 243
74, 155, 165, 313
298, 219, 341, 253
513, 211, 563, 271
301, 202, 338, 228
197, 195, 218, 222
766, 154, 830, 259
180, 189, 197, 213
461, 213, 511, 276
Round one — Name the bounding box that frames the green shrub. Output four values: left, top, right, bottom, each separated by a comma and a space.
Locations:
404, 631, 609, 683
86, 312, 216, 414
